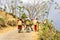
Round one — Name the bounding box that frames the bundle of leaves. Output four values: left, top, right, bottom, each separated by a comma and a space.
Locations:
0, 18, 6, 27
7, 20, 17, 26
26, 19, 30, 25
21, 13, 27, 19
39, 19, 60, 40
26, 19, 30, 22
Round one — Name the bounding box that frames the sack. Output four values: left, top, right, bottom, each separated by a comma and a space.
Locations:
26, 19, 30, 25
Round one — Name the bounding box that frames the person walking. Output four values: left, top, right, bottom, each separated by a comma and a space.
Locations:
17, 19, 22, 33
32, 18, 38, 31
30, 18, 34, 31
25, 18, 31, 32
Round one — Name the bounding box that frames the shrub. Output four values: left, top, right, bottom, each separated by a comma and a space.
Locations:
7, 20, 17, 26
0, 18, 6, 27
39, 19, 60, 40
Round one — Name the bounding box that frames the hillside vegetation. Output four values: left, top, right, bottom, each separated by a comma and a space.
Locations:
39, 19, 60, 40
0, 11, 17, 31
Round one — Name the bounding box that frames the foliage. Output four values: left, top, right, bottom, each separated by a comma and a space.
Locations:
39, 19, 60, 40
26, 19, 30, 25
0, 18, 6, 27
51, 0, 54, 2
8, 13, 16, 18
7, 20, 17, 26
21, 13, 27, 19
4, 5, 6, 11
17, 5, 24, 18
26, 19, 30, 22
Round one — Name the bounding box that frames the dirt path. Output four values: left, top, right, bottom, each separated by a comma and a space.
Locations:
0, 28, 38, 40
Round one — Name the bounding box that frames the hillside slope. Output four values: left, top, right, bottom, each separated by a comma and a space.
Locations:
0, 11, 17, 34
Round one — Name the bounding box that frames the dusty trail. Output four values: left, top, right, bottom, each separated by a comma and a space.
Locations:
0, 28, 38, 40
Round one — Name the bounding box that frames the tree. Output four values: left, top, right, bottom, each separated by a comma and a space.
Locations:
6, 0, 17, 16
54, 2, 60, 13
4, 5, 7, 19
10, 0, 16, 15
17, 0, 24, 18
17, 6, 24, 18
21, 13, 27, 19
4, 5, 6, 11
23, 0, 53, 20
